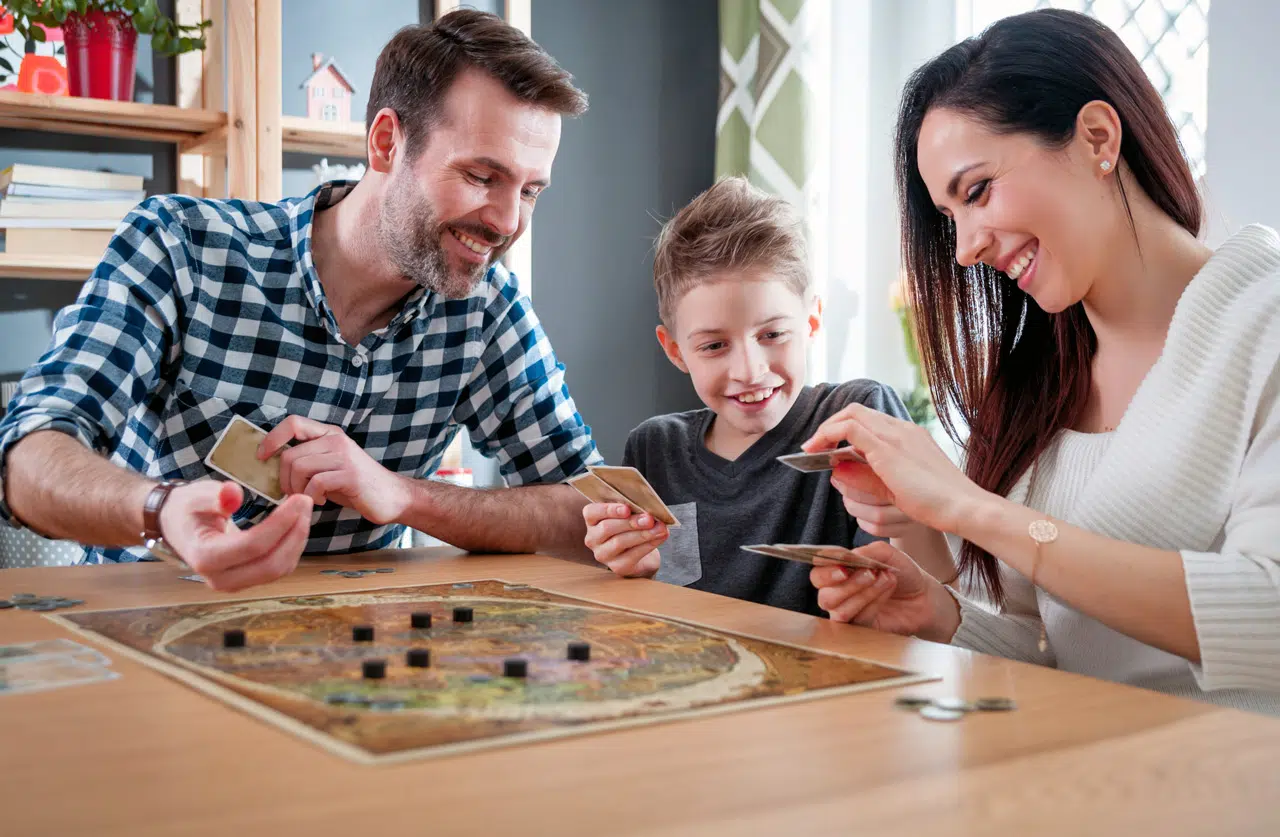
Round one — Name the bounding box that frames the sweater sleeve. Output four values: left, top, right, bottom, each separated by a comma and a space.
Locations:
1181, 361, 1280, 692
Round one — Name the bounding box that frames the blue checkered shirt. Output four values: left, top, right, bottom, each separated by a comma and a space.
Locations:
0, 181, 600, 562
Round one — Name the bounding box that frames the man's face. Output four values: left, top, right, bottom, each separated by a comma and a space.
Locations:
378, 69, 561, 298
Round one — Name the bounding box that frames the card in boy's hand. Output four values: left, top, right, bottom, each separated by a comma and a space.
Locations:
586, 465, 681, 527
741, 543, 895, 572
205, 414, 286, 504
566, 472, 647, 516
776, 447, 867, 473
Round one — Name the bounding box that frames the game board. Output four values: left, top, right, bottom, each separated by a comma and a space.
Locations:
52, 580, 932, 764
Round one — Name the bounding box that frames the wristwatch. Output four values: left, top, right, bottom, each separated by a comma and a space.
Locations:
141, 480, 186, 564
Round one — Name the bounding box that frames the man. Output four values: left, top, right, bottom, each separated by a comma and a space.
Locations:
0, 10, 599, 591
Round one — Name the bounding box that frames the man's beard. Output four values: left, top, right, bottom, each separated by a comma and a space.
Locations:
377, 171, 505, 299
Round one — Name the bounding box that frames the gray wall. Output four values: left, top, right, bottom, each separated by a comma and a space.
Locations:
1204, 0, 1280, 245
528, 0, 716, 464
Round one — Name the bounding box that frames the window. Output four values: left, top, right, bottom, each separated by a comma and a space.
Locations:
957, 0, 1210, 177
314, 86, 325, 98
332, 87, 344, 99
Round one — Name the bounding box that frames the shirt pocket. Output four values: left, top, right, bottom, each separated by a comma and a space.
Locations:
654, 502, 701, 587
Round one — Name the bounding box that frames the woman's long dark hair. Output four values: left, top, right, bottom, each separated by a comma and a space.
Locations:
894, 9, 1201, 606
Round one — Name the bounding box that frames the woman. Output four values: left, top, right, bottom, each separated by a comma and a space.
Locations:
805, 9, 1280, 714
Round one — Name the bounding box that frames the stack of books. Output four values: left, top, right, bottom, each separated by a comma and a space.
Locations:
0, 163, 145, 260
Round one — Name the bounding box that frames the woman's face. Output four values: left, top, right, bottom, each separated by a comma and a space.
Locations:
916, 106, 1120, 313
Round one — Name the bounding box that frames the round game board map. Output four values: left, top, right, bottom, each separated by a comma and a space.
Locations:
53, 580, 930, 764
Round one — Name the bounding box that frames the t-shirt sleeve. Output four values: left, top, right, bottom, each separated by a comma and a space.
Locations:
622, 426, 643, 469
853, 380, 912, 422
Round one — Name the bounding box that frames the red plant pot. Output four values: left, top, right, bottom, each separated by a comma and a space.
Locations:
62, 9, 138, 101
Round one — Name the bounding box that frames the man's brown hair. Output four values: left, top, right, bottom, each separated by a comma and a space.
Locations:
366, 9, 588, 155
653, 176, 809, 326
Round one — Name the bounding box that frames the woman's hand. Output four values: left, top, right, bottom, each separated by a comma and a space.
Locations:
803, 403, 988, 534
809, 541, 961, 642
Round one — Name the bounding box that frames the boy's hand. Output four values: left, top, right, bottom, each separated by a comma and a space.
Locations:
582, 503, 666, 578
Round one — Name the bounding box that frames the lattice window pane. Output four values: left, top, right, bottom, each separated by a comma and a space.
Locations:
963, 0, 1210, 178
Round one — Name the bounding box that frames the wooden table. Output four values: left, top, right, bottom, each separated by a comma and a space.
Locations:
2, 550, 1278, 836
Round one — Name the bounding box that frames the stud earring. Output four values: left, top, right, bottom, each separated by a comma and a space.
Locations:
1100, 160, 1113, 172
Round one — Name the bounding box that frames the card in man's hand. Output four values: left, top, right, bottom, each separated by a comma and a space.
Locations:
741, 544, 895, 572
204, 414, 286, 504
565, 465, 680, 527
776, 447, 867, 473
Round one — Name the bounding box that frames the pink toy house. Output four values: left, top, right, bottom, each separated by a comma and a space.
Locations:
300, 53, 355, 122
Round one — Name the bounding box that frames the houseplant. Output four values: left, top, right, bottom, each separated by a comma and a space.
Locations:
889, 279, 937, 427
1, 0, 210, 101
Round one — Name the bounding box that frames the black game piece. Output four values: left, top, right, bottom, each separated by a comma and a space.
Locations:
452, 606, 473, 623
223, 629, 246, 648
407, 649, 431, 668
411, 612, 432, 629
503, 658, 528, 678
362, 659, 386, 679
353, 625, 375, 642
567, 641, 590, 662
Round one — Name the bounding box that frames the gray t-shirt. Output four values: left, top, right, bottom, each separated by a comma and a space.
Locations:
623, 381, 911, 617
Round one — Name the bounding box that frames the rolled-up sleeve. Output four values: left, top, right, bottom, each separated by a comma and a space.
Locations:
453, 274, 600, 486
0, 202, 182, 526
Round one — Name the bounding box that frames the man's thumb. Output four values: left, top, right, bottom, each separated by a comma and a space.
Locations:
215, 480, 244, 516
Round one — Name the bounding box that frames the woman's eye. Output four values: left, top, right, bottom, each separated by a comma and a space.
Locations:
964, 179, 990, 205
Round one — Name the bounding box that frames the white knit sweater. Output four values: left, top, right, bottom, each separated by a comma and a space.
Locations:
950, 224, 1280, 716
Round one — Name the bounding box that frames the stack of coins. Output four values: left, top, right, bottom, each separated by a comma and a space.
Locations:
0, 593, 86, 612
894, 694, 1017, 721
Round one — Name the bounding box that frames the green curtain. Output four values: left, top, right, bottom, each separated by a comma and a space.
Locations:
716, 0, 817, 202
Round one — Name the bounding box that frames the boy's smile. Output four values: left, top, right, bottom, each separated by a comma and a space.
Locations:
657, 273, 821, 461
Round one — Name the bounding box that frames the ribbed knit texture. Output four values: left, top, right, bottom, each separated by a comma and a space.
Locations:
951, 225, 1280, 716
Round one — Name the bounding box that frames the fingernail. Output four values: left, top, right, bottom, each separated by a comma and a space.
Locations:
875, 573, 893, 587
855, 570, 875, 585
831, 568, 849, 582
614, 505, 628, 516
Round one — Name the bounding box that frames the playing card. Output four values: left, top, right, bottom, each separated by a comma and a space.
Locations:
587, 465, 681, 527
566, 472, 647, 516
776, 448, 867, 472
178, 574, 207, 584
741, 544, 896, 572
205, 414, 286, 503
0, 655, 119, 695
0, 639, 109, 667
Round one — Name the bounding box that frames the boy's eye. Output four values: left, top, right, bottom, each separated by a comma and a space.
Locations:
761, 330, 787, 341
698, 341, 727, 353
964, 179, 990, 205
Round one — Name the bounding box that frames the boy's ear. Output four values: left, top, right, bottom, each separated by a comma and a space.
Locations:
808, 293, 824, 338
655, 324, 689, 373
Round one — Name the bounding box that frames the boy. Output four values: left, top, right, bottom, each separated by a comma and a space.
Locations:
582, 177, 947, 617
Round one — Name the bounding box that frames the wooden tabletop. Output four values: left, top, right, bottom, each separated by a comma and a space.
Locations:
2, 549, 1278, 836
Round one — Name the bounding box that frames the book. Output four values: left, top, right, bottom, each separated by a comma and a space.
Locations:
0, 217, 122, 230
0, 163, 143, 193
0, 227, 113, 258
0, 197, 137, 220
1, 183, 146, 202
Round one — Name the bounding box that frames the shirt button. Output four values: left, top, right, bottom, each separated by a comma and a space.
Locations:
351, 354, 365, 368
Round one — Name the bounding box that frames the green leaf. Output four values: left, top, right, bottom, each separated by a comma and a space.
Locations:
29, 26, 46, 42
0, 56, 13, 75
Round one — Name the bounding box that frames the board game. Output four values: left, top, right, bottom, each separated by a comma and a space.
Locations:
52, 580, 932, 764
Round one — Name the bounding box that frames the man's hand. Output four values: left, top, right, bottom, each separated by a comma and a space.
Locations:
260, 416, 411, 525
159, 481, 314, 592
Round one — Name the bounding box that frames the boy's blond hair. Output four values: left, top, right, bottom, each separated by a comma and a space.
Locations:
653, 176, 809, 327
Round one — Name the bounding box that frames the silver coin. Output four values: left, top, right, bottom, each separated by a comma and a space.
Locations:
919, 705, 966, 722
932, 697, 975, 713
10, 594, 38, 602
31, 603, 60, 612
974, 696, 1017, 712
373, 568, 395, 574
339, 571, 365, 578
0, 601, 14, 610
319, 569, 342, 575
15, 602, 44, 610
893, 695, 934, 710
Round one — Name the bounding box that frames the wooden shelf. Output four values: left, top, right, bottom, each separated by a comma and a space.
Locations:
281, 116, 366, 158
0, 90, 225, 147
0, 253, 98, 281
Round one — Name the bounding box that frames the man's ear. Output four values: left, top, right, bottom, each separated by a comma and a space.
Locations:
366, 107, 402, 175
656, 324, 689, 373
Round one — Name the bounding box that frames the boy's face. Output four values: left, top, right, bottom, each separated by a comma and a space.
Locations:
657, 274, 820, 442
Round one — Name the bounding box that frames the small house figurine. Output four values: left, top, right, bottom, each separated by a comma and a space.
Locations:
300, 52, 356, 122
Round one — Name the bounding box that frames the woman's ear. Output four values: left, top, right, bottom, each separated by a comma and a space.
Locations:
1076, 100, 1123, 176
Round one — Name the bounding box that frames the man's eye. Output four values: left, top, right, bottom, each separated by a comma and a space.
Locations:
466, 172, 492, 186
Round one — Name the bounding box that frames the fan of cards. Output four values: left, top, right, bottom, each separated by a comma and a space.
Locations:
741, 543, 897, 572
566, 465, 681, 527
